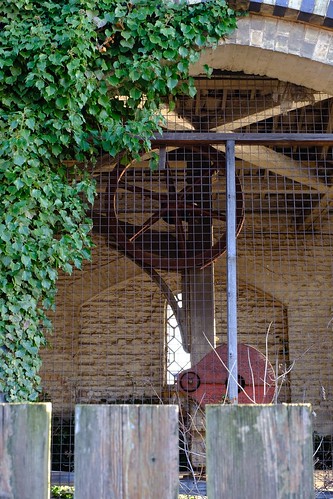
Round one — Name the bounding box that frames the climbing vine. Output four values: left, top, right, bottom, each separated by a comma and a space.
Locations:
0, 0, 239, 401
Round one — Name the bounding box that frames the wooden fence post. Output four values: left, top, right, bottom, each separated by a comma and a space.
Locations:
0, 402, 51, 499
206, 404, 314, 499
74, 404, 179, 499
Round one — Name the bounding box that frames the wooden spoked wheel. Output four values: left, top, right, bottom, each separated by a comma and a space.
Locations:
106, 146, 244, 270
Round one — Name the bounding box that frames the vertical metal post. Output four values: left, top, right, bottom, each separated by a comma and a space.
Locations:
226, 140, 238, 403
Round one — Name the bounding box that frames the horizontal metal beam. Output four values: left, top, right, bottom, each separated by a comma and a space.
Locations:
151, 133, 333, 146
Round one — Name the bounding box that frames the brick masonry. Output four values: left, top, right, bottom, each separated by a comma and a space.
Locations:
40, 221, 333, 436
190, 16, 333, 93
227, 17, 333, 64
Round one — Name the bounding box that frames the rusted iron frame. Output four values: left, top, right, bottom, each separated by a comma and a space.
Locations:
106, 146, 244, 271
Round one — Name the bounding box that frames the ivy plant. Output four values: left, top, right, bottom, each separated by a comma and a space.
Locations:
0, 0, 239, 401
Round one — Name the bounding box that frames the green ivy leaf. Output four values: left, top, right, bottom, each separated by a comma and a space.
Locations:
166, 78, 178, 91
13, 155, 26, 167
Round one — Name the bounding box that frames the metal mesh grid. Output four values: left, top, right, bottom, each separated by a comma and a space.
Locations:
40, 74, 333, 490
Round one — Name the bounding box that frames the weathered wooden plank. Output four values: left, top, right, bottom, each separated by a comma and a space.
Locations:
0, 403, 51, 499
212, 94, 331, 133
206, 404, 314, 499
301, 185, 333, 231
74, 405, 179, 499
223, 144, 328, 194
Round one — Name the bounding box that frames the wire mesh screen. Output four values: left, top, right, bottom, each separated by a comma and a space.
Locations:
40, 74, 333, 491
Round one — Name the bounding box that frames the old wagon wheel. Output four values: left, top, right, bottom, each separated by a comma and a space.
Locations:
105, 146, 244, 270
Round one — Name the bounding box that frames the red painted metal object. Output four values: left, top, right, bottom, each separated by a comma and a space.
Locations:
177, 343, 276, 405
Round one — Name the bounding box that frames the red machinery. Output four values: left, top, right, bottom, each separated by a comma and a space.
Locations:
177, 343, 276, 405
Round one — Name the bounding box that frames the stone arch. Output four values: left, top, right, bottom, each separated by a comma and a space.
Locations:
191, 17, 333, 93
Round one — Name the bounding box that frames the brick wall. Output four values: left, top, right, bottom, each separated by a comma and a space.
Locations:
40, 218, 333, 435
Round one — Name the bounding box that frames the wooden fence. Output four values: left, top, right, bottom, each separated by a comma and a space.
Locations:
0, 403, 314, 499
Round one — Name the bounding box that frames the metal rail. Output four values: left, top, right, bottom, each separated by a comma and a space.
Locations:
226, 141, 238, 403
152, 132, 333, 146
